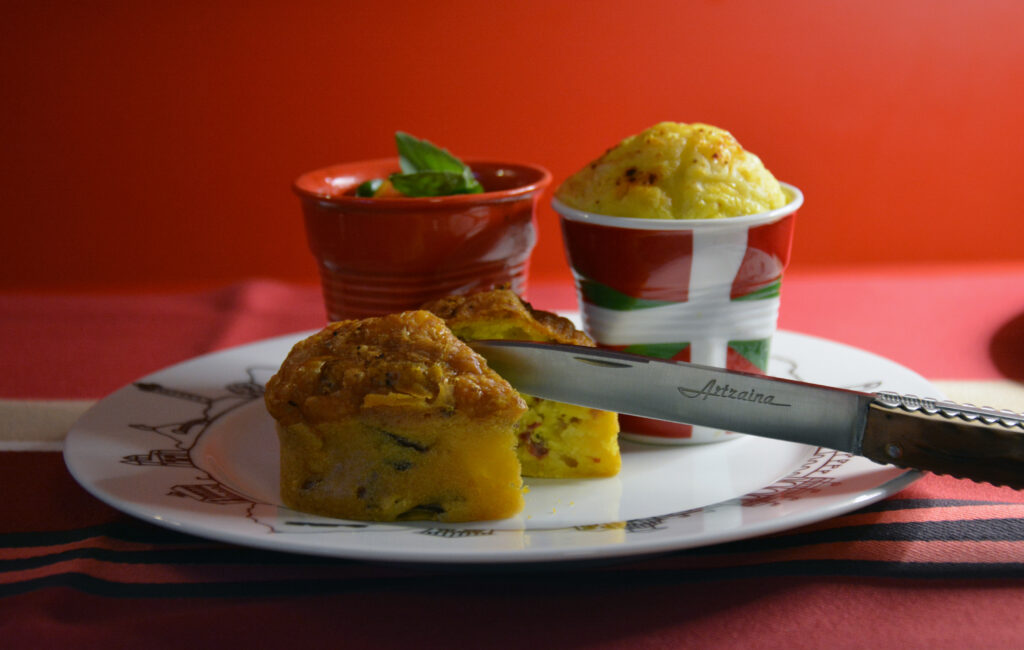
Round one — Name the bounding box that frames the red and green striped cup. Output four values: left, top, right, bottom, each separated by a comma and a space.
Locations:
554, 184, 802, 444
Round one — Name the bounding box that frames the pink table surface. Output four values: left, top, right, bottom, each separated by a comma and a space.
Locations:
2, 263, 1023, 400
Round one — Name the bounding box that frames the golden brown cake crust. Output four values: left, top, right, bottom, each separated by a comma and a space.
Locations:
421, 288, 593, 346
265, 310, 526, 428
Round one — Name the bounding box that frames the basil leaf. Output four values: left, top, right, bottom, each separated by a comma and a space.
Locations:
395, 132, 467, 175
459, 166, 484, 194
389, 171, 483, 197
355, 179, 383, 197
388, 132, 484, 196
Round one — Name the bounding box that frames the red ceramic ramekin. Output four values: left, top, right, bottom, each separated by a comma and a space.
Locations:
294, 158, 551, 321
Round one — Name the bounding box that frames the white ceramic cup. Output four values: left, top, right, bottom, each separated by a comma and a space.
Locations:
554, 183, 803, 444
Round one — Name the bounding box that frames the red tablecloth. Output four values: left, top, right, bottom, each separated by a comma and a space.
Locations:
4, 264, 1022, 402
3, 266, 1024, 648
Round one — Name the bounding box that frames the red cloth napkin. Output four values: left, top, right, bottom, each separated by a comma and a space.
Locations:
0, 282, 326, 399
0, 280, 584, 400
4, 266, 1023, 401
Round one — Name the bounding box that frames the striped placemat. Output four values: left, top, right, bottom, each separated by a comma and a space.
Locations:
3, 380, 1024, 596
3, 463, 1023, 598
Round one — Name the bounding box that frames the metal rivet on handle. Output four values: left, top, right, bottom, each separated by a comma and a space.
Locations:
886, 443, 903, 459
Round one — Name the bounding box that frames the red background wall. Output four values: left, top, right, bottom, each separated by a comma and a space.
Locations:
2, 1, 1023, 292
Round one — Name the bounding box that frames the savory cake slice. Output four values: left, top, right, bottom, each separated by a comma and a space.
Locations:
264, 310, 527, 522
423, 289, 621, 478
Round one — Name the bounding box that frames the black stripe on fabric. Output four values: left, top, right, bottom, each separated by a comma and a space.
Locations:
6, 518, 1024, 576
0, 544, 354, 573
5, 560, 1024, 598
626, 560, 1024, 583
0, 520, 208, 549
685, 518, 1024, 556
855, 498, 1022, 512
0, 572, 380, 599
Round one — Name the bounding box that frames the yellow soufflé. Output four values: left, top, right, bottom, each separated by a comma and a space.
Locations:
555, 121, 787, 220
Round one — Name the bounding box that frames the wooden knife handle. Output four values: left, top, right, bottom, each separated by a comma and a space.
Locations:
861, 392, 1024, 489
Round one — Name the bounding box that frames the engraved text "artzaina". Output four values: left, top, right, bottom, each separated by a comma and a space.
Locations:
678, 380, 791, 407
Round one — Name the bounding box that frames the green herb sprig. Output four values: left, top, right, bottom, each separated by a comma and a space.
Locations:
355, 132, 483, 197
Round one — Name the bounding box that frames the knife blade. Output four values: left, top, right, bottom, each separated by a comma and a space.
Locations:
469, 340, 1024, 489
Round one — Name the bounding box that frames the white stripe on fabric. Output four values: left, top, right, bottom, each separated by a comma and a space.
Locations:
0, 399, 94, 444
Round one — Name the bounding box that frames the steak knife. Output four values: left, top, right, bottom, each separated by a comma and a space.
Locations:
469, 340, 1024, 489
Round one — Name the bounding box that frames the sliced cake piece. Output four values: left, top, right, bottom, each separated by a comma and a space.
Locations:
423, 289, 621, 478
264, 310, 527, 522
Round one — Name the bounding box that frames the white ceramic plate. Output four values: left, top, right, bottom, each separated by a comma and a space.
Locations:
64, 329, 931, 565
